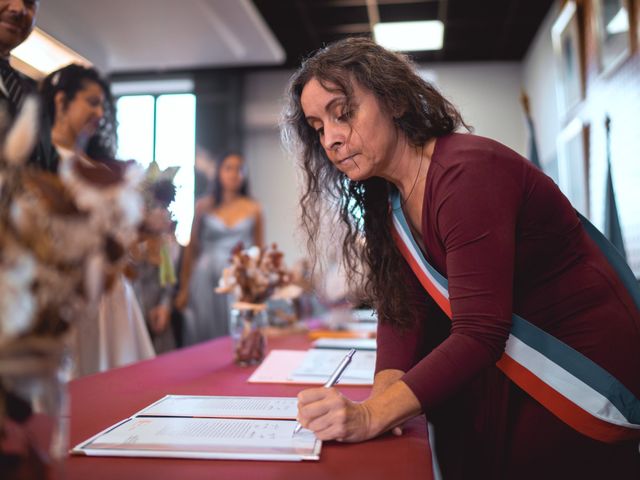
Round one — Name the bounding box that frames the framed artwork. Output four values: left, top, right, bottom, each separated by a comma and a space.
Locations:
593, 0, 632, 74
557, 118, 590, 216
552, 1, 585, 118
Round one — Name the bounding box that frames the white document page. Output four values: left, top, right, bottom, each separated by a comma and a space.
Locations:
351, 309, 378, 322
312, 338, 377, 350
341, 321, 378, 334
247, 350, 374, 385
289, 348, 376, 383
138, 395, 298, 419
73, 417, 320, 461
247, 350, 308, 384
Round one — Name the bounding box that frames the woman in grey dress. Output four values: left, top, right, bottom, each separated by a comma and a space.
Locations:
176, 153, 264, 345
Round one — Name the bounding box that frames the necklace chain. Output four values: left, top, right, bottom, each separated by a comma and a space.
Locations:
400, 145, 425, 207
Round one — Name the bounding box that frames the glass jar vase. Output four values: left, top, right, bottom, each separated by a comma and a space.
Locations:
229, 302, 268, 366
0, 338, 71, 480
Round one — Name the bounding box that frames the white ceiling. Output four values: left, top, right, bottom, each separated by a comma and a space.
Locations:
36, 0, 285, 74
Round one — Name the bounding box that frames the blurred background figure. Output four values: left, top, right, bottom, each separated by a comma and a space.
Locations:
130, 219, 180, 355
131, 168, 182, 355
176, 153, 264, 345
41, 63, 155, 376
0, 0, 57, 171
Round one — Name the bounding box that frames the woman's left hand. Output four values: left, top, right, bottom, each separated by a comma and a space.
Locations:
297, 387, 376, 442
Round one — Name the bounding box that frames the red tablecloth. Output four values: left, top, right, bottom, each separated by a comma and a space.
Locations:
67, 333, 434, 480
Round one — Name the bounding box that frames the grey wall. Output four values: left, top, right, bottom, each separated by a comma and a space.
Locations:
522, 1, 562, 182
242, 71, 302, 262
420, 62, 526, 155
194, 71, 244, 198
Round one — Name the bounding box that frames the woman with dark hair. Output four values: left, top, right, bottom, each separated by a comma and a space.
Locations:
41, 63, 155, 376
283, 37, 640, 479
41, 63, 117, 163
175, 153, 264, 345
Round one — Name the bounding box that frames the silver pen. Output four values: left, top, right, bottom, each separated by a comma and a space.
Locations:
293, 348, 356, 435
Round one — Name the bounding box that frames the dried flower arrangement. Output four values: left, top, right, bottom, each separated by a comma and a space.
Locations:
0, 99, 143, 467
130, 161, 179, 286
216, 243, 302, 305
216, 243, 302, 365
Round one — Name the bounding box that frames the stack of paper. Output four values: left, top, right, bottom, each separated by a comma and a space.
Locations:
71, 395, 321, 461
351, 309, 378, 322
248, 348, 376, 386
290, 348, 375, 383
312, 338, 377, 350
310, 308, 378, 339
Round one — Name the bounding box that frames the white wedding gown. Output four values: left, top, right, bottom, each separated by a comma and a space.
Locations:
73, 274, 155, 377
54, 145, 155, 377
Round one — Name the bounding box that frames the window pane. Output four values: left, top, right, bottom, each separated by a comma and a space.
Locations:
155, 94, 196, 246
116, 95, 155, 167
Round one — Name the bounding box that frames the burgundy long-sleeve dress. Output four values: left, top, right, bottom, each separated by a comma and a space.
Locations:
376, 133, 640, 479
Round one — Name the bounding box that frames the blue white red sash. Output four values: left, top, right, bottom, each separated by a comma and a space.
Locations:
389, 192, 640, 443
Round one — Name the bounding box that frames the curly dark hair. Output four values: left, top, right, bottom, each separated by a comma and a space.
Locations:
281, 37, 467, 328
40, 63, 117, 160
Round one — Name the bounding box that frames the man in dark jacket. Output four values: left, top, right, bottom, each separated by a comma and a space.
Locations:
0, 0, 57, 171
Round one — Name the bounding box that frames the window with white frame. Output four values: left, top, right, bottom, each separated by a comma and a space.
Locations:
115, 81, 196, 246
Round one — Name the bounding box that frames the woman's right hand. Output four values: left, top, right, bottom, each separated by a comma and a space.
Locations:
297, 387, 375, 442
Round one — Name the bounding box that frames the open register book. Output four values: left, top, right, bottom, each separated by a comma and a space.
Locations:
71, 395, 321, 462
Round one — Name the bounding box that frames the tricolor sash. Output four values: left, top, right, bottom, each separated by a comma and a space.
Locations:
389, 192, 640, 443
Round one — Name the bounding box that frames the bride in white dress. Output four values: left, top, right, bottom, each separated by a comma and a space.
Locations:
41, 64, 155, 376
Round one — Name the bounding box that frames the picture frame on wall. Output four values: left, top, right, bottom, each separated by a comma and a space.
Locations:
593, 0, 632, 74
552, 1, 585, 118
557, 118, 590, 216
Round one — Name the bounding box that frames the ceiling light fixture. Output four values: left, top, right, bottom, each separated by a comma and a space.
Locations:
373, 20, 444, 52
11, 28, 91, 78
